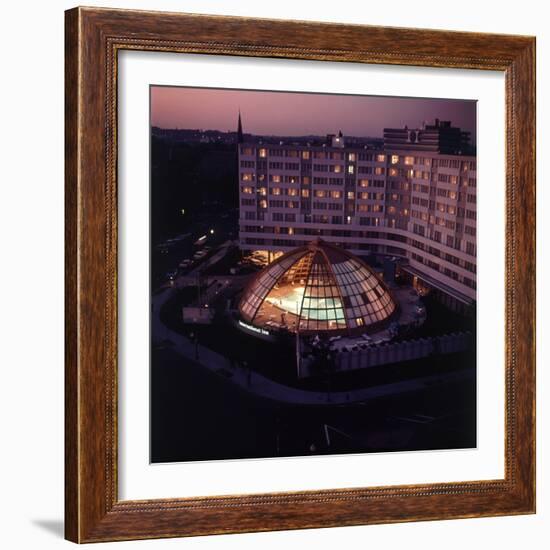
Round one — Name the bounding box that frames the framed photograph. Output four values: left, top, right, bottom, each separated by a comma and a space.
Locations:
65, 7, 536, 543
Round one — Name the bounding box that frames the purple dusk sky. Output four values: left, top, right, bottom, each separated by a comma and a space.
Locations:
151, 86, 477, 142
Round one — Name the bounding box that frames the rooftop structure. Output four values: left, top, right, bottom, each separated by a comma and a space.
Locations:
383, 119, 472, 154
238, 239, 397, 335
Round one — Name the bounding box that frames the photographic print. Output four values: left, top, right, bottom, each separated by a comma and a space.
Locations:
150, 86, 477, 464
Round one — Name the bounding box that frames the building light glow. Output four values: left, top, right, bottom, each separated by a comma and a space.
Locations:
238, 123, 476, 298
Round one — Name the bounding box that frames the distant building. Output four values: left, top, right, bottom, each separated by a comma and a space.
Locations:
238, 118, 477, 310
383, 119, 472, 155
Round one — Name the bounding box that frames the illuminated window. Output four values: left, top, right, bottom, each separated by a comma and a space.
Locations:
376, 154, 386, 162
242, 173, 254, 181
331, 190, 342, 199
288, 188, 298, 197
259, 200, 268, 209
356, 317, 364, 326
391, 154, 399, 164
375, 167, 384, 175
302, 151, 310, 159
259, 148, 267, 158
315, 190, 327, 198
404, 156, 414, 165
272, 175, 281, 183
359, 179, 370, 188
389, 168, 398, 177
346, 216, 352, 225
403, 208, 409, 216
449, 191, 457, 199
302, 176, 311, 185
241, 186, 253, 194
450, 175, 458, 185
348, 153, 356, 162
333, 165, 342, 173
388, 206, 396, 214
348, 165, 355, 174
347, 191, 355, 200
301, 189, 310, 198
258, 187, 267, 196
288, 227, 294, 235
258, 174, 266, 182
272, 187, 281, 196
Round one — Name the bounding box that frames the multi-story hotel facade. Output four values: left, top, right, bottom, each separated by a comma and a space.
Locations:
238, 120, 477, 310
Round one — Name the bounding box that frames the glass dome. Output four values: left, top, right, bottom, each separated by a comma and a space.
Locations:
239, 239, 397, 334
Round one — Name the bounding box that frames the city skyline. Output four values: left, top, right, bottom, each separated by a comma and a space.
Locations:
151, 86, 477, 143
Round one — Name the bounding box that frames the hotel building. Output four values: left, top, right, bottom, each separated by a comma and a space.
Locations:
238, 120, 476, 311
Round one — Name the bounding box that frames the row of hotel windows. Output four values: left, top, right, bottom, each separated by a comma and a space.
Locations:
411, 206, 476, 221
241, 174, 389, 187
242, 171, 477, 188
411, 182, 476, 197
241, 196, 475, 219
241, 185, 476, 205
242, 166, 385, 177
242, 198, 386, 211
411, 224, 476, 253
388, 155, 474, 171
241, 147, 387, 162
240, 146, 476, 172
410, 252, 476, 289
241, 186, 385, 200
410, 234, 476, 258
241, 224, 475, 258
244, 167, 476, 182
240, 214, 475, 251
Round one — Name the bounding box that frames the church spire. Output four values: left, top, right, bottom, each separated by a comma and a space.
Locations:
237, 109, 244, 144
